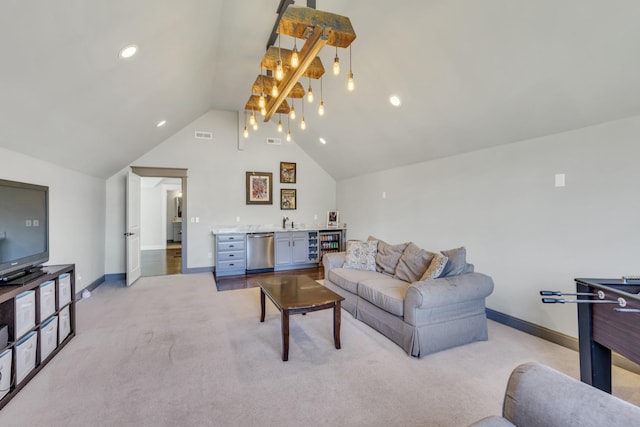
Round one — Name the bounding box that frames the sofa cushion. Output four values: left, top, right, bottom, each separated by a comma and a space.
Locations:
343, 240, 378, 271
328, 268, 384, 294
368, 236, 408, 276
394, 242, 435, 283
358, 278, 410, 317
441, 246, 468, 277
420, 252, 448, 280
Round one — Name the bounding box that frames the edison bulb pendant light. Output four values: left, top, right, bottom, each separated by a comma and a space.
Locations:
243, 125, 249, 138
277, 116, 283, 133
289, 99, 296, 120
286, 129, 291, 142
347, 45, 355, 91
333, 46, 340, 76
253, 122, 258, 131
271, 83, 278, 97
318, 100, 325, 116
307, 79, 314, 103
249, 111, 256, 125
260, 106, 266, 116
291, 46, 299, 68
258, 93, 266, 109
275, 59, 284, 80
300, 116, 306, 130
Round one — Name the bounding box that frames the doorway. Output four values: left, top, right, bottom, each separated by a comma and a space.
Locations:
130, 167, 188, 278
139, 177, 182, 276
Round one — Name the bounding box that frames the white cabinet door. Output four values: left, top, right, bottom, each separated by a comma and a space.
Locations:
291, 232, 308, 264
275, 232, 292, 266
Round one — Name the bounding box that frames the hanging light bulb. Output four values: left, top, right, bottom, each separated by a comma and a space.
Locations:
258, 72, 266, 107
277, 115, 283, 133
260, 106, 266, 116
318, 77, 325, 116
271, 82, 278, 97
347, 45, 355, 91
243, 111, 249, 138
307, 78, 314, 103
286, 114, 291, 142
291, 43, 299, 68
253, 121, 258, 131
276, 59, 284, 80
249, 111, 256, 126
333, 45, 340, 76
276, 33, 284, 80
300, 101, 306, 130
289, 98, 296, 120
291, 25, 299, 68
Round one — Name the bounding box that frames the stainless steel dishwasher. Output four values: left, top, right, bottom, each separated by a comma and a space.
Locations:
246, 232, 275, 272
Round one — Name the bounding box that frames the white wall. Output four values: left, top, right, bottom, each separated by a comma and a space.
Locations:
337, 115, 640, 338
0, 147, 105, 292
105, 109, 336, 273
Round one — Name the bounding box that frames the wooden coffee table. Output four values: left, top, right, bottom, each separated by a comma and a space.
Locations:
259, 275, 345, 361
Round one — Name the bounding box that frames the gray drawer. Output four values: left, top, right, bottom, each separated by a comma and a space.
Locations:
218, 240, 245, 251
217, 234, 245, 243
217, 259, 246, 271
217, 250, 244, 261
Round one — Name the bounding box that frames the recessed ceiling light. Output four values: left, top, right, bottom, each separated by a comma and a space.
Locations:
389, 95, 401, 107
119, 45, 138, 59
156, 120, 166, 127
319, 137, 327, 144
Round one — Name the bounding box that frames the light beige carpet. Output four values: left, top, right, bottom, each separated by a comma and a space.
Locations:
1, 273, 638, 427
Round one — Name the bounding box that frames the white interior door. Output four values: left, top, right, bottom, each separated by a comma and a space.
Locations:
126, 171, 141, 286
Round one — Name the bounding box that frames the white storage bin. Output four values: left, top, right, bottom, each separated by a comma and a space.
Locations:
57, 273, 71, 309
15, 331, 37, 385
39, 280, 56, 321
15, 291, 36, 340
39, 316, 58, 362
0, 349, 11, 400
58, 306, 71, 345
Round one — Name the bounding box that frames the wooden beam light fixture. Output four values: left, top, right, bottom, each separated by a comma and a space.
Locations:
244, 5, 356, 127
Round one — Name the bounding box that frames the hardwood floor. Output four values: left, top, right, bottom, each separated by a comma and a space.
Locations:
141, 243, 182, 277
215, 266, 325, 291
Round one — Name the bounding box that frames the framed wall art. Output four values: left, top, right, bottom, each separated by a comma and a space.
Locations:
280, 162, 296, 183
280, 189, 296, 210
246, 171, 273, 205
327, 210, 339, 227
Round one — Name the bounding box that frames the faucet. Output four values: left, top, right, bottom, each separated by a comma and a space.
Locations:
282, 216, 289, 229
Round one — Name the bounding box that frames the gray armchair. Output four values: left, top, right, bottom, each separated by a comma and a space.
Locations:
469, 362, 640, 427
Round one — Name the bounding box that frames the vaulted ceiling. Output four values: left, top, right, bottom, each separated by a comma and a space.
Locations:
2, 1, 640, 180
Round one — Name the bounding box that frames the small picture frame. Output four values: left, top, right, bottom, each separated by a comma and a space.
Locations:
327, 211, 339, 227
246, 171, 273, 205
280, 189, 296, 210
280, 162, 296, 183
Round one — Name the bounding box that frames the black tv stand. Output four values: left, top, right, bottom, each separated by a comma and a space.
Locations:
0, 266, 45, 286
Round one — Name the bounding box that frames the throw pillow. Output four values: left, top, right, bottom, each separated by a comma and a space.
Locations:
343, 240, 378, 271
394, 242, 435, 283
419, 252, 448, 281
368, 236, 408, 275
440, 246, 468, 277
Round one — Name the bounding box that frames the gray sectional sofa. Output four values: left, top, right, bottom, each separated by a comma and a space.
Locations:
322, 238, 494, 357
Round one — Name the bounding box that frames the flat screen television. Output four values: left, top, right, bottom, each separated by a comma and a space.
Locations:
0, 179, 49, 282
